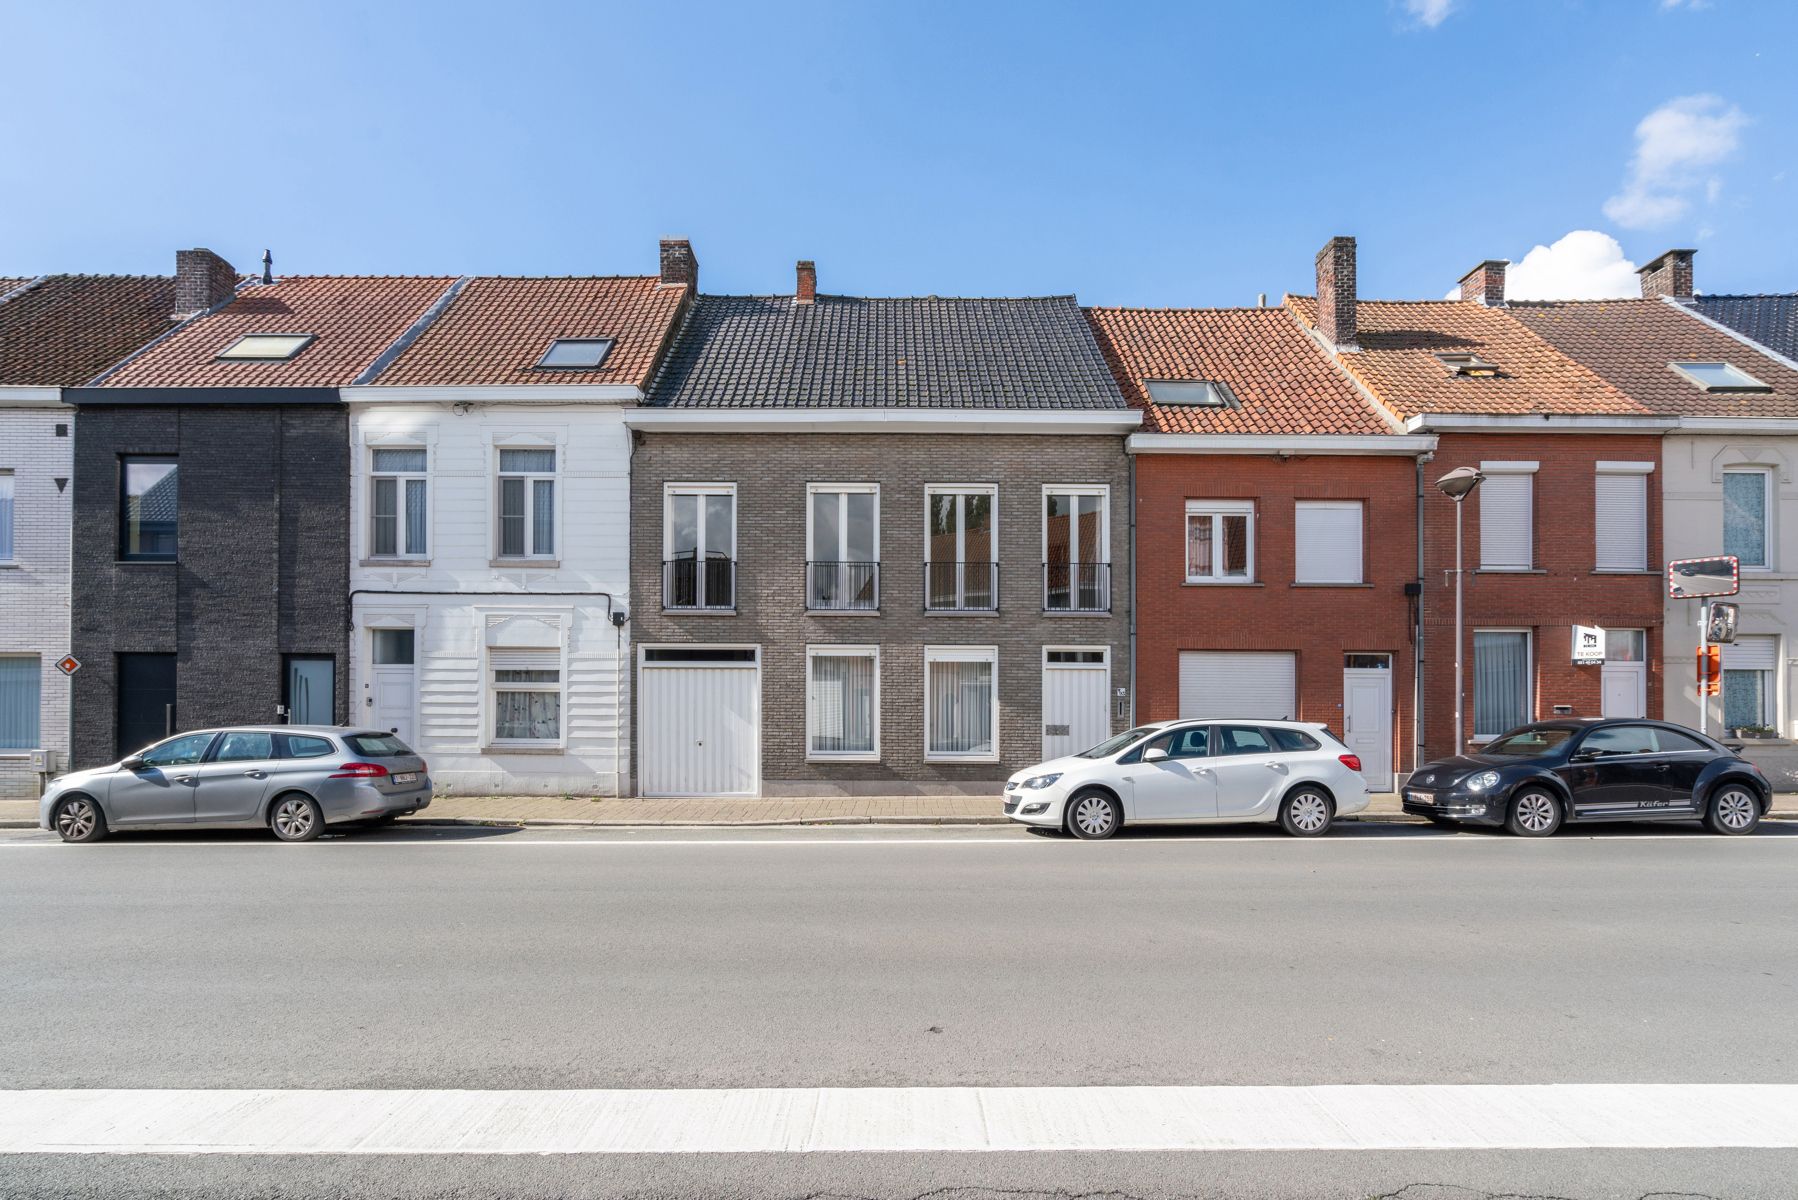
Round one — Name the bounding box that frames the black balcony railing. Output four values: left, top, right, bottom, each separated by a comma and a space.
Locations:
1043, 560, 1110, 612
924, 560, 999, 611
806, 561, 880, 611
664, 555, 736, 610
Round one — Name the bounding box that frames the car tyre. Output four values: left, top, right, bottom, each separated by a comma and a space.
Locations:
54, 796, 108, 844
1066, 790, 1122, 840
1504, 788, 1563, 838
1704, 784, 1761, 836
269, 793, 325, 843
1278, 787, 1334, 837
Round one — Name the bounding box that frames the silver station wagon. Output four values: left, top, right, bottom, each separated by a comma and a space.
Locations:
38, 726, 432, 843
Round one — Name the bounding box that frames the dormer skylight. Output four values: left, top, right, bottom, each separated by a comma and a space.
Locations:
1435, 352, 1500, 378
217, 333, 314, 361
1669, 361, 1772, 393
536, 338, 614, 370
1144, 379, 1238, 408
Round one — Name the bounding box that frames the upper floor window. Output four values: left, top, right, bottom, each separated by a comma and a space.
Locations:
496, 448, 556, 559
926, 486, 997, 611
1723, 468, 1770, 569
1594, 462, 1651, 572
1044, 486, 1109, 611
536, 338, 614, 370
0, 472, 13, 563
1670, 362, 1772, 393
216, 333, 314, 361
1185, 500, 1252, 583
119, 456, 177, 562
807, 484, 878, 611
1144, 379, 1237, 408
1478, 464, 1535, 571
665, 484, 735, 610
1294, 500, 1363, 584
370, 447, 427, 559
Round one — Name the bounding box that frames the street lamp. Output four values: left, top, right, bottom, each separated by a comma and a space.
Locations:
1435, 467, 1484, 757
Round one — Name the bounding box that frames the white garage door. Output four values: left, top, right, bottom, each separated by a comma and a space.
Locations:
1180, 651, 1296, 719
638, 648, 760, 797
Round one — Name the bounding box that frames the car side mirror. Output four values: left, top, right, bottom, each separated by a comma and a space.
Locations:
1143, 747, 1169, 763
1570, 751, 1596, 763
120, 756, 146, 771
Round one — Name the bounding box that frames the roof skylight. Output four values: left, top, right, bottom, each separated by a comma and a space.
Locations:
1435, 353, 1500, 378
1669, 361, 1772, 393
536, 338, 614, 369
217, 333, 314, 361
1144, 379, 1238, 408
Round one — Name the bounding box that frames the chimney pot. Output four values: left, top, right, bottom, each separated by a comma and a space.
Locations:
795, 260, 817, 305
659, 238, 699, 291
1638, 248, 1695, 300
173, 248, 238, 317
1315, 236, 1358, 350
1457, 259, 1508, 306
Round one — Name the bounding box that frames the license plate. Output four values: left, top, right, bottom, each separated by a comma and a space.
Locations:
1406, 791, 1433, 805
393, 772, 418, 785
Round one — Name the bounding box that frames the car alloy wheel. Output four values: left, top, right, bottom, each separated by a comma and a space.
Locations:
270, 795, 324, 843
1279, 788, 1333, 837
1068, 791, 1120, 840
55, 797, 106, 844
1706, 785, 1760, 836
1505, 789, 1562, 838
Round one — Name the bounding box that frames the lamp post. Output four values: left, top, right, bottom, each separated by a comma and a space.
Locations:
1435, 467, 1484, 757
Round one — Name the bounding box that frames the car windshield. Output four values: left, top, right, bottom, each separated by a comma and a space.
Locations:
1481, 726, 1576, 756
345, 733, 413, 757
1076, 726, 1161, 759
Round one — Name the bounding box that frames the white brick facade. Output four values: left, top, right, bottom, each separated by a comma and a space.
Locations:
0, 397, 73, 799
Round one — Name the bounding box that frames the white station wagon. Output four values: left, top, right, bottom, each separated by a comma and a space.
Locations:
1003, 719, 1371, 838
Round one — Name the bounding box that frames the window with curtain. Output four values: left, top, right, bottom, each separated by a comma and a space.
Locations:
119, 456, 177, 561
370, 448, 427, 558
491, 648, 561, 743
497, 447, 556, 558
1723, 469, 1769, 568
0, 656, 40, 750
1044, 488, 1109, 610
1294, 500, 1363, 583
1185, 501, 1253, 582
1722, 635, 1778, 730
0, 472, 13, 562
925, 487, 996, 609
807, 647, 878, 759
1473, 631, 1530, 739
925, 649, 996, 759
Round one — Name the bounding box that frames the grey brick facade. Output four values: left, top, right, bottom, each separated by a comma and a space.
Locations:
67, 400, 350, 766
629, 431, 1133, 795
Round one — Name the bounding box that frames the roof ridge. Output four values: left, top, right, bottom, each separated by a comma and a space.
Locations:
1084, 304, 1291, 316
696, 292, 1082, 303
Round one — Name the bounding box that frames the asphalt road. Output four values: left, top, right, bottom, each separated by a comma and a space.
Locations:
4, 821, 1797, 1198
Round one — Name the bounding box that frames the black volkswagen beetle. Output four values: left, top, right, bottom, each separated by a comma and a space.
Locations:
1403, 718, 1772, 837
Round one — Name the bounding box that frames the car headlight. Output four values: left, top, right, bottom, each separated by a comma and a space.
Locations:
1022, 773, 1063, 790
1465, 770, 1501, 793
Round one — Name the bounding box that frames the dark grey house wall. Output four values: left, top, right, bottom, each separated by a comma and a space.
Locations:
69, 404, 349, 766
630, 431, 1133, 794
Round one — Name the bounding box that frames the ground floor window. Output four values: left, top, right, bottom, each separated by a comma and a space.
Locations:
1473, 630, 1530, 740
807, 646, 879, 760
1722, 634, 1779, 732
925, 647, 997, 760
491, 648, 561, 744
0, 655, 39, 750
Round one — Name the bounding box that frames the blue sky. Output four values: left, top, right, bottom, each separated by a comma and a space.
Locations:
3, 0, 1793, 304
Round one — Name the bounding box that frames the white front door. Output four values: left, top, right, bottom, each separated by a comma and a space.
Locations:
1042, 648, 1111, 760
1601, 629, 1647, 719
639, 648, 760, 797
373, 668, 416, 745
1343, 658, 1393, 790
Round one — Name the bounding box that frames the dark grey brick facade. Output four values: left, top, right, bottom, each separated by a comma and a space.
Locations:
630, 431, 1133, 795
68, 401, 349, 766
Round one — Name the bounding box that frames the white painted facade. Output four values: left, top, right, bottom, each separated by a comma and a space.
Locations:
347, 391, 636, 795
0, 391, 73, 799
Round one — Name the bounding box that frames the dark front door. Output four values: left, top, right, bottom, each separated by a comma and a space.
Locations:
284, 656, 336, 726
116, 653, 176, 759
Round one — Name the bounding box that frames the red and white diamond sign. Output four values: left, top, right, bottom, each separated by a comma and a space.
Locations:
55, 655, 80, 676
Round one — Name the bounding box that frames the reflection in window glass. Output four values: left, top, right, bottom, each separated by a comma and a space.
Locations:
1723, 471, 1768, 567
121, 457, 178, 560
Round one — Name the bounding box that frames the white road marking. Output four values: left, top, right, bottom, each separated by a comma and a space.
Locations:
2, 1085, 1796, 1154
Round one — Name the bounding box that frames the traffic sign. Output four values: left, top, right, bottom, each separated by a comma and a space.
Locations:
1667, 556, 1739, 599
55, 655, 80, 676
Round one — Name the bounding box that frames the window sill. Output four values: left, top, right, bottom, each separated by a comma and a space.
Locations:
483, 743, 567, 756
925, 755, 1001, 765
1290, 581, 1372, 588
663, 607, 737, 616
925, 608, 1000, 617
1042, 609, 1112, 617
1474, 568, 1546, 575
806, 754, 882, 764
1590, 569, 1658, 575
1183, 580, 1262, 587
491, 558, 560, 569
362, 558, 431, 568
113, 559, 176, 566
0, 562, 18, 570
806, 609, 881, 618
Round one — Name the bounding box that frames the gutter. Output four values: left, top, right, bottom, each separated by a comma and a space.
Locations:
1126, 433, 1436, 455
1403, 413, 1678, 434
621, 408, 1144, 434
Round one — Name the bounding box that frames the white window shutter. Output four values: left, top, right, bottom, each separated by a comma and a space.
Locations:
1594, 473, 1647, 571
1294, 502, 1363, 583
1179, 652, 1296, 719
1479, 474, 1533, 570
1723, 635, 1778, 672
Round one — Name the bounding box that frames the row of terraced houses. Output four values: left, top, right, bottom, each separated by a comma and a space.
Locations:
3, 238, 1796, 801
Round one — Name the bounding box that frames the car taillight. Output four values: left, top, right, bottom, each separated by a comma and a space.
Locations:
330, 762, 390, 779
1339, 754, 1363, 773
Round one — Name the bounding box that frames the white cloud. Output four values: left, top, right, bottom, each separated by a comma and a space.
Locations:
1603, 94, 1747, 229
1402, 0, 1456, 28
1444, 232, 1641, 302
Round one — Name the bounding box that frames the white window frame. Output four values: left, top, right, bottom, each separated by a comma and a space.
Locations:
924, 484, 999, 610
1593, 461, 1653, 573
923, 645, 1000, 763
806, 483, 880, 611
663, 482, 738, 610
1472, 627, 1533, 741
1722, 466, 1773, 571
1184, 499, 1255, 584
1478, 461, 1537, 572
1042, 484, 1111, 611
485, 645, 567, 750
0, 471, 14, 564
494, 443, 559, 561
1294, 499, 1364, 584
368, 445, 430, 561
805, 644, 881, 762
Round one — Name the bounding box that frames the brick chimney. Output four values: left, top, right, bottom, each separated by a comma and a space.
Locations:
795, 260, 816, 305
1315, 236, 1358, 350
173, 248, 237, 317
1638, 249, 1695, 300
659, 238, 699, 291
1458, 259, 1508, 306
